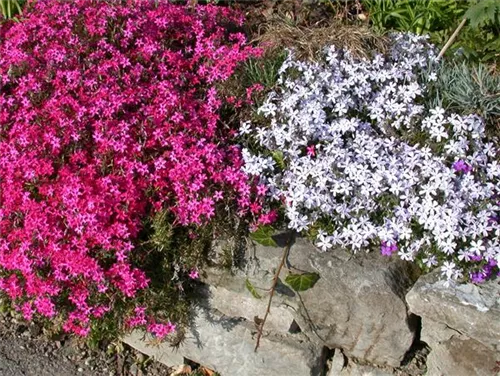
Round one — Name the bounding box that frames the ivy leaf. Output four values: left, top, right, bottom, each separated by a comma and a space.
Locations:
285, 272, 320, 292
245, 279, 262, 299
249, 226, 278, 247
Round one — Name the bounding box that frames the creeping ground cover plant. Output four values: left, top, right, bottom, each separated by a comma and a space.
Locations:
240, 33, 500, 284
0, 0, 265, 338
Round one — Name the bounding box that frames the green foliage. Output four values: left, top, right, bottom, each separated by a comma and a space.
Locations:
285, 272, 320, 292
148, 210, 174, 253
363, 0, 500, 63
0, 0, 24, 20
243, 51, 287, 90
364, 0, 464, 36
86, 209, 221, 348
87, 310, 123, 350
0, 297, 11, 314
271, 150, 286, 170
245, 279, 262, 299
465, 0, 500, 28
426, 61, 500, 132
249, 226, 278, 247
460, 0, 500, 62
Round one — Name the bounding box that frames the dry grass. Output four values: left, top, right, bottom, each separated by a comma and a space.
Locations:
217, 2, 390, 127
252, 16, 389, 61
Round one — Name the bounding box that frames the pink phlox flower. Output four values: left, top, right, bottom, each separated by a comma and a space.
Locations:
306, 145, 316, 157
188, 268, 199, 280
147, 321, 176, 340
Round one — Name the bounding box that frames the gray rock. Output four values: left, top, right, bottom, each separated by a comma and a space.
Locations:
406, 271, 500, 348
129, 363, 139, 376
340, 362, 395, 376
328, 349, 396, 376
207, 281, 297, 334
208, 237, 418, 367
328, 349, 346, 375
424, 326, 499, 376
123, 330, 184, 367
406, 271, 500, 347
406, 271, 500, 376
135, 352, 145, 363
123, 306, 325, 376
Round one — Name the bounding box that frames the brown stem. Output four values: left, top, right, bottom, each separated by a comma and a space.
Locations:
438, 18, 467, 60
254, 234, 293, 352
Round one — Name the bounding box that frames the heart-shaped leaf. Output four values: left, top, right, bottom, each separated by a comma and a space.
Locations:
249, 226, 277, 247
285, 272, 320, 292
245, 278, 262, 299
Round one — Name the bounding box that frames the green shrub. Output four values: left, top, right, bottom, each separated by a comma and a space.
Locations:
461, 0, 500, 62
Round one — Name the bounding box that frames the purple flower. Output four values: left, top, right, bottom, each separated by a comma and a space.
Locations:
470, 271, 486, 284
470, 254, 483, 262
482, 259, 498, 278
380, 241, 398, 256
452, 160, 472, 173
470, 260, 499, 283
488, 215, 499, 225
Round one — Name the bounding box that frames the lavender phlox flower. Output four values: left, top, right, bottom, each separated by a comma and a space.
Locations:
240, 33, 500, 283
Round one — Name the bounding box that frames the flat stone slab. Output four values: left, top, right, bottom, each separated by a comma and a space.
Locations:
123, 306, 325, 376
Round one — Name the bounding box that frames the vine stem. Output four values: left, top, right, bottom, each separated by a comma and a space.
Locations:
254, 233, 293, 352
438, 18, 467, 60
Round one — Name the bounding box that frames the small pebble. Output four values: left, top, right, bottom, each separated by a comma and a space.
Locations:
130, 363, 139, 375
77, 367, 83, 373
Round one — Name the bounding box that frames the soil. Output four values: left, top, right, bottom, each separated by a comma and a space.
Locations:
0, 311, 172, 376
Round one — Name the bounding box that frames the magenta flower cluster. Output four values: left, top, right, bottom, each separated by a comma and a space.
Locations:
0, 0, 262, 337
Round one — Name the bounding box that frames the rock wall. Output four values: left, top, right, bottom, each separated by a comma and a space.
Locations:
123, 238, 500, 376
407, 271, 500, 376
